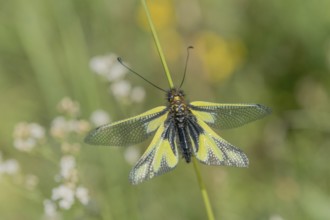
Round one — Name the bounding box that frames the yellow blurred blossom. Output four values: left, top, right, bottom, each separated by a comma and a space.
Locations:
195, 31, 246, 83
137, 0, 175, 31
136, 0, 183, 63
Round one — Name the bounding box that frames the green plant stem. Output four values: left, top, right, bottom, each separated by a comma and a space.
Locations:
140, 0, 174, 88
192, 158, 216, 220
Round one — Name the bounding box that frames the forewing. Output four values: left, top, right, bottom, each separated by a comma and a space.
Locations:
189, 101, 271, 129
84, 106, 168, 146
188, 116, 249, 167
129, 120, 179, 184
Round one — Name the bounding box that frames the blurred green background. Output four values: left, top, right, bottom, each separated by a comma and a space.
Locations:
1, 0, 330, 219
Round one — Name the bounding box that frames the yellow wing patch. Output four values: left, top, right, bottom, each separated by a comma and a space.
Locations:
190, 109, 215, 124
193, 117, 249, 167
144, 107, 168, 133
129, 122, 179, 184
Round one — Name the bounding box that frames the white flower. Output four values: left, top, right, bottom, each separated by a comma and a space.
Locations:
75, 120, 90, 134
124, 146, 141, 165
110, 80, 132, 99
130, 86, 146, 103
3, 159, 19, 174
13, 122, 45, 139
89, 53, 127, 81
13, 138, 36, 152
43, 199, 57, 217
57, 97, 80, 117
0, 154, 19, 175
66, 120, 80, 133
50, 116, 68, 139
76, 186, 89, 205
51, 184, 75, 210
89, 54, 115, 76
106, 62, 127, 82
59, 199, 73, 210
90, 110, 111, 126
51, 117, 90, 138
13, 122, 45, 152
29, 123, 46, 139
67, 120, 90, 134
60, 155, 76, 180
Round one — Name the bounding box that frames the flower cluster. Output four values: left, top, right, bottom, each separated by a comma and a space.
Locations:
50, 116, 90, 140
0, 152, 20, 176
11, 80, 146, 219
90, 109, 111, 126
89, 53, 146, 104
45, 155, 89, 213
42, 98, 92, 218
50, 97, 90, 140
57, 97, 80, 117
11, 97, 97, 219
13, 122, 45, 152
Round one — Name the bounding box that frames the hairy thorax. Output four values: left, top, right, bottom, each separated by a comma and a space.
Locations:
168, 89, 188, 125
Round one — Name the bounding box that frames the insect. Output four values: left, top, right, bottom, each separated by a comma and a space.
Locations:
84, 56, 271, 185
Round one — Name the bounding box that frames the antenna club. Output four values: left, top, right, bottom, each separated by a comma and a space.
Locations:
179, 46, 194, 89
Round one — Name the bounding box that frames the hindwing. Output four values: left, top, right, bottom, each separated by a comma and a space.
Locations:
187, 114, 249, 167
129, 119, 179, 184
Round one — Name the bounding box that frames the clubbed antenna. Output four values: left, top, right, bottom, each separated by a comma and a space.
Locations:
179, 46, 194, 89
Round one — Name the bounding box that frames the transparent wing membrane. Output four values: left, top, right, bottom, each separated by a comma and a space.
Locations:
189, 101, 271, 130
84, 106, 168, 146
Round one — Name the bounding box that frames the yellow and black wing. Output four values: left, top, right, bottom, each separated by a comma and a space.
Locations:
189, 101, 271, 130
129, 119, 179, 184
187, 101, 271, 166
187, 117, 249, 167
84, 106, 168, 146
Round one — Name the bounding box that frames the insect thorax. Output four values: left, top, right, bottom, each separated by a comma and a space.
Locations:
167, 89, 188, 123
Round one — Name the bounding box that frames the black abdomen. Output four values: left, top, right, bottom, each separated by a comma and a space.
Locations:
177, 126, 191, 163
